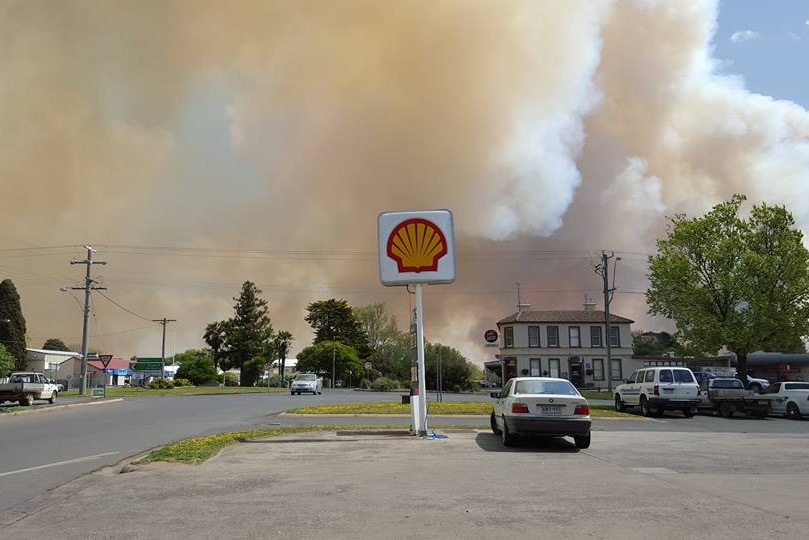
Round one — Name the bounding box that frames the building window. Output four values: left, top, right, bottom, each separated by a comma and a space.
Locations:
590, 326, 602, 347
592, 359, 604, 381
504, 327, 514, 348
530, 358, 541, 376
609, 326, 620, 347
528, 326, 540, 348
549, 358, 560, 378
611, 358, 623, 381
547, 326, 559, 347
569, 326, 580, 348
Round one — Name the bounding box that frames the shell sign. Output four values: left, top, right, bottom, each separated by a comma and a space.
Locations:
378, 210, 455, 286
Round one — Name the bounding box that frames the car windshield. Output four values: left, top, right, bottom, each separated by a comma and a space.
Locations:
296, 374, 317, 381
712, 379, 743, 389
514, 380, 579, 396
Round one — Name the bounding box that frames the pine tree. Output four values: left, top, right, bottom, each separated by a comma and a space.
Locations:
222, 281, 274, 386
0, 279, 27, 370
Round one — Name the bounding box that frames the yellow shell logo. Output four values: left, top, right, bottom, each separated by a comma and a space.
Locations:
386, 218, 448, 273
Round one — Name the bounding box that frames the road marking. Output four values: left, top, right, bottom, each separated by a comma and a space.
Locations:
0, 452, 119, 478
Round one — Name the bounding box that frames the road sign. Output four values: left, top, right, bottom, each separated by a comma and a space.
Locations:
365, 362, 372, 369
132, 362, 163, 371
484, 329, 499, 343
99, 354, 113, 367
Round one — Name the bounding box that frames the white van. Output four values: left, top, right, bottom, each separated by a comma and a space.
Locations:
614, 367, 701, 417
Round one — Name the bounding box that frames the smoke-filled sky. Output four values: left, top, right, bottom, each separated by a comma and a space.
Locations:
1, 0, 807, 364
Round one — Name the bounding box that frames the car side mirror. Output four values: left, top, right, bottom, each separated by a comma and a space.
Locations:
490, 392, 500, 399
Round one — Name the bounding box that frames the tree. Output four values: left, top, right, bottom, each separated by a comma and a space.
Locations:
305, 299, 371, 358
0, 343, 14, 377
203, 320, 230, 370
647, 195, 809, 383
0, 279, 27, 370
273, 330, 294, 383
424, 342, 473, 391
369, 331, 411, 383
296, 341, 363, 385
632, 331, 679, 356
42, 338, 70, 351
353, 303, 400, 353
174, 349, 218, 385
221, 281, 274, 386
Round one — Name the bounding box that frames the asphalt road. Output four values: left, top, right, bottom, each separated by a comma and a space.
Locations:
2, 390, 809, 526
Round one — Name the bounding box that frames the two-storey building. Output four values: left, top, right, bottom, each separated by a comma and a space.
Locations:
496, 306, 634, 389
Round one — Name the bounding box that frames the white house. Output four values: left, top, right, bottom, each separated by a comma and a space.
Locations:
24, 348, 80, 380
495, 305, 635, 389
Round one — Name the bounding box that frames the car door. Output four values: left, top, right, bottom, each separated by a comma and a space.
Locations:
762, 383, 784, 414
492, 380, 513, 420
622, 370, 643, 406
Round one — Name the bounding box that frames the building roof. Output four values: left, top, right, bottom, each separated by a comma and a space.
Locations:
26, 348, 81, 357
86, 357, 132, 370
497, 310, 634, 325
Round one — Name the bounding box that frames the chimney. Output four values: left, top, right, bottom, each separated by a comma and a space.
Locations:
583, 295, 596, 311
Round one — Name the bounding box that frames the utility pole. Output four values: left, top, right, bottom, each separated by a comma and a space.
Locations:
594, 251, 620, 392
70, 245, 106, 395
153, 318, 177, 380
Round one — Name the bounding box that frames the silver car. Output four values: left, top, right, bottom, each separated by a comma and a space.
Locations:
290, 373, 323, 395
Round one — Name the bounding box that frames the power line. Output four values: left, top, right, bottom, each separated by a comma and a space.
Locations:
96, 291, 154, 322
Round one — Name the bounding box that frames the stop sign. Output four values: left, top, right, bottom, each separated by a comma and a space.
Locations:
484, 329, 499, 344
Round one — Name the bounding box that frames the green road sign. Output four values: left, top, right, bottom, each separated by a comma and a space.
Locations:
132, 362, 163, 371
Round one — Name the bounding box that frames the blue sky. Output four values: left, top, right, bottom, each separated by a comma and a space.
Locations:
714, 0, 808, 108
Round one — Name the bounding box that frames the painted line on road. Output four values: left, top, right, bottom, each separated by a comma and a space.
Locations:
0, 452, 120, 478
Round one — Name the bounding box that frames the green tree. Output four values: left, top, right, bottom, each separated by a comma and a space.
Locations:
0, 279, 27, 370
174, 350, 218, 385
42, 338, 70, 351
273, 330, 294, 383
647, 195, 809, 382
296, 341, 363, 386
424, 342, 473, 391
305, 299, 370, 358
0, 343, 14, 377
221, 281, 274, 386
203, 320, 230, 370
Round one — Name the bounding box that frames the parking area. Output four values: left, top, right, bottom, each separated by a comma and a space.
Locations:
4, 419, 809, 539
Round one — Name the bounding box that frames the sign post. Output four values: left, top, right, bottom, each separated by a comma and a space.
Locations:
378, 209, 455, 436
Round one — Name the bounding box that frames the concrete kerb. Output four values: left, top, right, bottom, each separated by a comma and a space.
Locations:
0, 398, 124, 419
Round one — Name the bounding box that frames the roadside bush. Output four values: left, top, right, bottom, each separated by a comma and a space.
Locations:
173, 378, 191, 387
359, 378, 371, 389
148, 378, 175, 389
370, 377, 399, 392
223, 372, 239, 386
451, 384, 462, 393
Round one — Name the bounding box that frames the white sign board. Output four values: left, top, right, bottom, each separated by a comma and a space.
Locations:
378, 209, 456, 286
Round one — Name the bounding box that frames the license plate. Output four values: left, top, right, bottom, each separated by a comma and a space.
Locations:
539, 405, 563, 415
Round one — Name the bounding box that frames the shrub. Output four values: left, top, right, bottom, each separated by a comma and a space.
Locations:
370, 377, 399, 392
359, 378, 371, 389
451, 384, 462, 393
223, 372, 239, 386
148, 378, 175, 389
173, 378, 191, 387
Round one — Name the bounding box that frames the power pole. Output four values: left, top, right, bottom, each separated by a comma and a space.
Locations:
595, 251, 617, 392
70, 245, 106, 395
153, 318, 177, 379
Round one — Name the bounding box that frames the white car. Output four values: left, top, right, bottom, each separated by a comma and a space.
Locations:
614, 367, 701, 417
490, 377, 591, 449
290, 373, 323, 395
759, 381, 809, 419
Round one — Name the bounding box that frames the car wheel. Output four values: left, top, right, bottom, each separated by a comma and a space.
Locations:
682, 407, 694, 418
290, 391, 295, 395
614, 395, 626, 413
490, 412, 501, 435
574, 433, 591, 449
719, 402, 734, 418
501, 417, 517, 447
786, 402, 802, 419
49, 392, 57, 404
640, 396, 651, 417
21, 395, 33, 406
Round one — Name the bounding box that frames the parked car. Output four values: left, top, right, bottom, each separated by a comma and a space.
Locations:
0, 371, 59, 406
490, 377, 591, 449
614, 367, 701, 417
693, 371, 717, 386
758, 381, 809, 419
697, 377, 771, 418
290, 373, 323, 395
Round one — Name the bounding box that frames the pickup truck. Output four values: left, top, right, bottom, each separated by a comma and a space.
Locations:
698, 377, 771, 418
758, 381, 809, 419
0, 371, 59, 406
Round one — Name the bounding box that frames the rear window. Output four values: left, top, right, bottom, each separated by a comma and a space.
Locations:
673, 369, 695, 383
784, 382, 809, 390
712, 379, 742, 389
514, 380, 579, 396
658, 369, 673, 383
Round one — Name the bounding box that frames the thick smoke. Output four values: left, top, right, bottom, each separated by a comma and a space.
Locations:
0, 1, 807, 362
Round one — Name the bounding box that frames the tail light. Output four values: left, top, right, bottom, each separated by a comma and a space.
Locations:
653, 385, 659, 396
574, 404, 590, 415
511, 402, 530, 414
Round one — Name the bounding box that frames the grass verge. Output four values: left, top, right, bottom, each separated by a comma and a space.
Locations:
102, 386, 290, 397
288, 402, 633, 418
